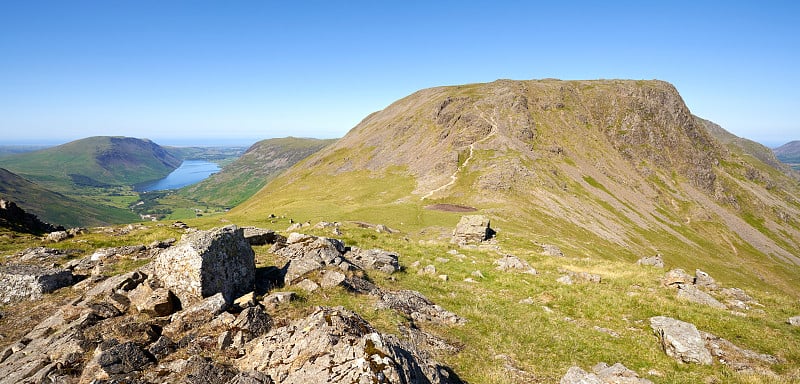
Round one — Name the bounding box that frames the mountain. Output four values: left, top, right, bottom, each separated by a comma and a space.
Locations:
698, 118, 792, 173
774, 140, 800, 169
234, 79, 800, 288
0, 136, 181, 190
0, 167, 137, 227
179, 137, 335, 207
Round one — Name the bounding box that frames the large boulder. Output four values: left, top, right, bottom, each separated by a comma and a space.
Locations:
345, 247, 401, 274
676, 284, 726, 309
376, 290, 466, 326
649, 316, 712, 365
237, 306, 464, 384
152, 225, 255, 305
0, 264, 74, 304
242, 227, 285, 246
450, 215, 495, 245
274, 234, 355, 284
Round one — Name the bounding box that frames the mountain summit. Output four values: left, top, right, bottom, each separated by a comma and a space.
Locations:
236, 79, 800, 288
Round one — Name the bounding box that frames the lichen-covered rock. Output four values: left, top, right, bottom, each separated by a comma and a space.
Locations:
560, 366, 603, 384
694, 269, 718, 290
237, 306, 464, 384
0, 264, 74, 304
541, 244, 564, 257
650, 316, 712, 365
662, 269, 693, 287
163, 293, 228, 337
376, 290, 466, 326
450, 215, 495, 245
128, 283, 177, 317
345, 247, 401, 274
274, 234, 354, 284
46, 230, 70, 242
152, 225, 255, 305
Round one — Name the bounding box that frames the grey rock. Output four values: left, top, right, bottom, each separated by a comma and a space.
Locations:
345, 247, 401, 274
242, 227, 285, 246
418, 264, 437, 275
0, 264, 74, 304
494, 255, 537, 274
128, 283, 177, 317
148, 336, 176, 360
541, 244, 564, 257
559, 269, 601, 283
153, 225, 255, 305
275, 234, 354, 284
97, 341, 154, 375
662, 269, 693, 287
46, 231, 70, 242
451, 215, 495, 245
234, 291, 257, 308
592, 362, 654, 383
376, 290, 466, 326
181, 355, 237, 384
788, 316, 800, 326
721, 287, 754, 303
295, 278, 320, 293
637, 254, 664, 268
320, 270, 347, 289
262, 291, 296, 309
232, 306, 273, 342
237, 306, 463, 384
650, 316, 712, 365
557, 275, 573, 285
90, 245, 147, 261
560, 366, 603, 384
694, 269, 717, 290
163, 293, 228, 337
676, 284, 726, 309
701, 330, 779, 371
227, 371, 274, 384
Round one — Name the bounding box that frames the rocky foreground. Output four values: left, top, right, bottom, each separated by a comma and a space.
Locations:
1, 217, 794, 383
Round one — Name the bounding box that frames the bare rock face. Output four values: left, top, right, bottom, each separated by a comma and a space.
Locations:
451, 215, 495, 245
649, 316, 712, 365
0, 264, 74, 304
153, 225, 255, 305
237, 306, 464, 384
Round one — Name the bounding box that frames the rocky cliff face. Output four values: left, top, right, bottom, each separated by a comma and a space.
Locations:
0, 198, 62, 235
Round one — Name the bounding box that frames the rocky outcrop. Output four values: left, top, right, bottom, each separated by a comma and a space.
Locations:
152, 225, 255, 305
0, 198, 62, 235
650, 316, 712, 365
637, 254, 664, 268
451, 215, 495, 245
376, 290, 466, 326
345, 247, 401, 274
273, 233, 355, 284
237, 306, 464, 384
0, 264, 74, 303
242, 226, 285, 246
561, 362, 654, 384
494, 255, 537, 274
676, 284, 726, 309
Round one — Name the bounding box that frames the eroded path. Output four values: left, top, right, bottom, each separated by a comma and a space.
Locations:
421, 106, 497, 200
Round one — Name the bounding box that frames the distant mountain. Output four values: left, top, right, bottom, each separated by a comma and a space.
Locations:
774, 141, 800, 167
0, 136, 181, 190
0, 167, 137, 227
180, 137, 335, 207
698, 118, 795, 175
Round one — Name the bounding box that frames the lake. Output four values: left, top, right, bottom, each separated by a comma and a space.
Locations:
136, 160, 220, 191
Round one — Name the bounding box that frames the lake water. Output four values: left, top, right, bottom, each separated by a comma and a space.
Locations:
136, 160, 220, 191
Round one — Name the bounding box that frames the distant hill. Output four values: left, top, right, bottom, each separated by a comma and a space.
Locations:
0, 167, 137, 227
698, 118, 795, 175
180, 137, 335, 207
0, 136, 181, 190
774, 141, 800, 169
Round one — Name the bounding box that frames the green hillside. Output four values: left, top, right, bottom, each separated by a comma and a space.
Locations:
220, 79, 800, 382
0, 167, 137, 227
179, 137, 335, 207
0, 136, 181, 191
774, 141, 800, 170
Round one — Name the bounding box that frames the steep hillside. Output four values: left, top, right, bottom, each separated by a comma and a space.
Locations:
180, 137, 334, 207
223, 79, 800, 382
699, 118, 790, 172
775, 140, 800, 169
235, 79, 800, 291
0, 136, 181, 190
0, 167, 137, 227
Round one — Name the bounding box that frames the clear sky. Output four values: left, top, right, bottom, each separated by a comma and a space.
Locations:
1, 1, 798, 147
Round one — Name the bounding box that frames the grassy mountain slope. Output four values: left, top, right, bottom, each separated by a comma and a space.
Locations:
699, 118, 793, 174
0, 136, 181, 190
224, 79, 800, 381
775, 141, 800, 170
180, 137, 335, 207
0, 168, 137, 227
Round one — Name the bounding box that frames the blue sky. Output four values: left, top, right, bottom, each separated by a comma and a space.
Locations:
1, 1, 798, 147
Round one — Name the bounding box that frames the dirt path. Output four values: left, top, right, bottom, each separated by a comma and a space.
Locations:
421, 106, 497, 200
